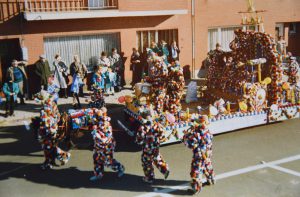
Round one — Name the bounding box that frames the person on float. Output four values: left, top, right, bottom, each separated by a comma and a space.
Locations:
169, 40, 180, 63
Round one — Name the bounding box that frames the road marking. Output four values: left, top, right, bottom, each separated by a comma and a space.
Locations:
136, 154, 300, 197
267, 165, 300, 177
0, 164, 31, 177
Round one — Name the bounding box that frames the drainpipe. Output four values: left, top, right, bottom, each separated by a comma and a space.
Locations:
191, 0, 196, 78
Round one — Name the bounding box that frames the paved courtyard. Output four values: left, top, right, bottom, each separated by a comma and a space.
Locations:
0, 90, 300, 197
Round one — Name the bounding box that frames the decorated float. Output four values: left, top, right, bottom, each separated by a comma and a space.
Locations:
119, 13, 300, 145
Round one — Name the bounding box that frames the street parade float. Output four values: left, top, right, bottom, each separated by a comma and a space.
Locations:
119, 25, 300, 145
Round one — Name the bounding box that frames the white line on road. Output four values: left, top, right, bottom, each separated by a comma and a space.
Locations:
267, 165, 300, 177
136, 154, 300, 197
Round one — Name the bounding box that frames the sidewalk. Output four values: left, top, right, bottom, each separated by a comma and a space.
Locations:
0, 88, 134, 126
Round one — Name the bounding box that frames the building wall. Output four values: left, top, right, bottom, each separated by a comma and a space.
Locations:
194, 0, 300, 75
0, 0, 191, 86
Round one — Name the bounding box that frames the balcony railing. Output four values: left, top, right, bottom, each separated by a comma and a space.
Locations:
24, 0, 118, 12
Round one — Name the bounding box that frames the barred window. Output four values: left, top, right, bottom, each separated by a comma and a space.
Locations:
136, 29, 178, 52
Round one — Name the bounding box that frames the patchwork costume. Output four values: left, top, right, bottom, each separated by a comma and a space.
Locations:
90, 109, 125, 181
136, 120, 169, 183
183, 116, 215, 194
36, 91, 70, 170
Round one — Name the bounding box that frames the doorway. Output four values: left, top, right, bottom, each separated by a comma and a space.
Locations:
0, 39, 21, 85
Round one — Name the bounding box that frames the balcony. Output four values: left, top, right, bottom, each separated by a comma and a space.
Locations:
23, 0, 187, 21
24, 0, 118, 12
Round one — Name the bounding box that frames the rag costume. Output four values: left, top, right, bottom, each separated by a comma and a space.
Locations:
136, 120, 170, 183
90, 109, 125, 181
36, 91, 71, 170
183, 117, 215, 194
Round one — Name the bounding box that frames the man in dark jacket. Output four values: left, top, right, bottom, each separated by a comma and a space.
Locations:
35, 55, 51, 91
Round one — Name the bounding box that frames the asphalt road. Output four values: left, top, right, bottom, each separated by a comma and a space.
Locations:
0, 107, 300, 197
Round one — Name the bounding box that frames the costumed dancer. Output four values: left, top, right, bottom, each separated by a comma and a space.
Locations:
89, 66, 105, 108
183, 115, 215, 194
90, 108, 125, 181
136, 116, 170, 183
36, 91, 70, 170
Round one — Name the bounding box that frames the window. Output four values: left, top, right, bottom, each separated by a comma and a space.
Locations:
208, 26, 242, 52
289, 23, 297, 34
136, 29, 178, 52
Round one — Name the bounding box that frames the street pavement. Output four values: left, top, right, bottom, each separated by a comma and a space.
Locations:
0, 90, 300, 197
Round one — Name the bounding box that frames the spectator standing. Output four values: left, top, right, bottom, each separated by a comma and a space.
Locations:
35, 55, 52, 91
169, 41, 180, 62
51, 54, 68, 98
6, 60, 27, 104
277, 36, 287, 56
47, 76, 60, 104
98, 51, 110, 73
91, 66, 105, 90
70, 55, 87, 97
105, 67, 117, 95
109, 48, 124, 91
130, 48, 142, 86
2, 80, 19, 117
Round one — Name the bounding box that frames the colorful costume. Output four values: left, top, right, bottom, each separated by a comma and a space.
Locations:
183, 116, 215, 193
36, 91, 70, 170
90, 109, 125, 181
136, 120, 169, 183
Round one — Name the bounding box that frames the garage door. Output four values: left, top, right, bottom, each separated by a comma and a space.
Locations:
44, 33, 120, 71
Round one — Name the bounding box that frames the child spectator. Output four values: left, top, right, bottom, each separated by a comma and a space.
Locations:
71, 72, 84, 109
91, 66, 105, 90
47, 76, 60, 104
3, 80, 19, 117
105, 67, 117, 95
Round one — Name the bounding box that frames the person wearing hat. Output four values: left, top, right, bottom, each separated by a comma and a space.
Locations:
2, 79, 19, 117
35, 55, 52, 91
6, 59, 28, 104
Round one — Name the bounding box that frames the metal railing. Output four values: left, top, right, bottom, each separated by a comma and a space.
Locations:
24, 0, 118, 12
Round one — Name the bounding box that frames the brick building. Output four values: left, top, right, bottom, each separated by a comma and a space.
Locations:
0, 0, 299, 95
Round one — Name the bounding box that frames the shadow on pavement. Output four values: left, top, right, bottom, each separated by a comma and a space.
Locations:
0, 162, 187, 193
